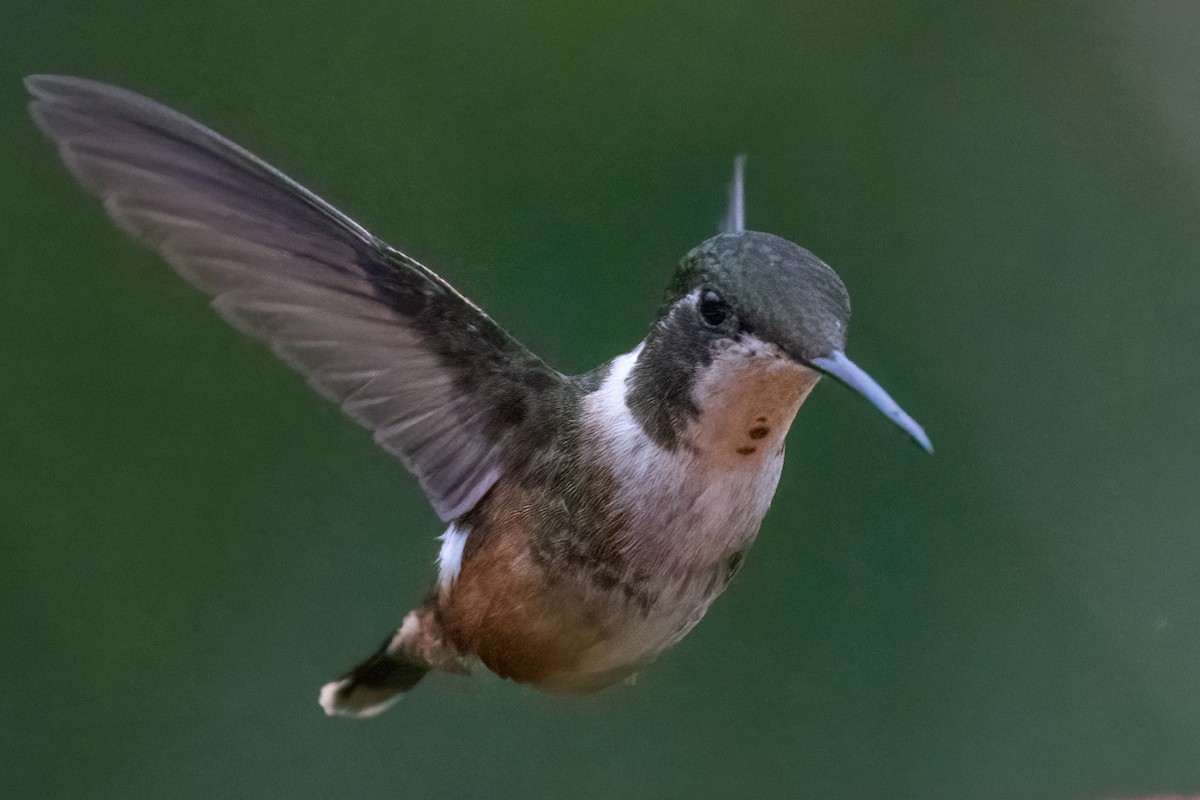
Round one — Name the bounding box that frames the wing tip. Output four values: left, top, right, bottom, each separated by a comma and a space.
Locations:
23, 73, 57, 98
25, 74, 132, 105
25, 74, 136, 145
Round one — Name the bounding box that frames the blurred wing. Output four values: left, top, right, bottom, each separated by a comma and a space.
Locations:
27, 74, 564, 522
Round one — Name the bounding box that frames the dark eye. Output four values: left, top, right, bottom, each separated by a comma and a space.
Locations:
698, 289, 730, 328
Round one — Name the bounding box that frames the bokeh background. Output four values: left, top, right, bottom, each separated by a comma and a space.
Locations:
3, 1, 1200, 797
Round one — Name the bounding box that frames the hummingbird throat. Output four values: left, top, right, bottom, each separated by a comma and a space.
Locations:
681, 335, 819, 464
582, 333, 820, 577
620, 331, 820, 464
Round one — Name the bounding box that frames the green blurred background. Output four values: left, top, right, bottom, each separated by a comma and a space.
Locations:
3, 1, 1200, 797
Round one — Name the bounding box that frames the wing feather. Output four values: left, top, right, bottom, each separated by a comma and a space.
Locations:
27, 75, 564, 521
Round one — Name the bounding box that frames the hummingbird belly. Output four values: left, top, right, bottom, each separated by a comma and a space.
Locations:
438, 504, 744, 693
436, 440, 792, 688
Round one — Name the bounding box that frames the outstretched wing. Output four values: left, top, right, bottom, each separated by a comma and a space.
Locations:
27, 74, 564, 522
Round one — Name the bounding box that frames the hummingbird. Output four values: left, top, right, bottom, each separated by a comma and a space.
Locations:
27, 75, 932, 718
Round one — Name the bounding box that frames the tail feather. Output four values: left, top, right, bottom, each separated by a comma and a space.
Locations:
319, 637, 429, 718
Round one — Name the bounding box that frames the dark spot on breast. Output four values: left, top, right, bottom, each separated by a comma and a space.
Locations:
756, 416, 767, 423
748, 426, 770, 439
736, 445, 756, 456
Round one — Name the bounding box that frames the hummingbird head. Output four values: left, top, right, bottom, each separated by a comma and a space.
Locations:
631, 230, 931, 453
665, 231, 851, 363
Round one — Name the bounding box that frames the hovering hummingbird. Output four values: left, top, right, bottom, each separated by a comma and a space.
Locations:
27, 75, 931, 718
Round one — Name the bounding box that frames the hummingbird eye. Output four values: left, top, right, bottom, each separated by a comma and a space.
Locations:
698, 289, 731, 328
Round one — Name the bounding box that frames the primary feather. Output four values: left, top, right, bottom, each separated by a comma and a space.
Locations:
27, 75, 563, 521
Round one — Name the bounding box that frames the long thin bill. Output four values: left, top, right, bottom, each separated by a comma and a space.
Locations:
810, 350, 933, 454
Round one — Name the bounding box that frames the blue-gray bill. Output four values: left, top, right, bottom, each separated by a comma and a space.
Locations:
810, 350, 934, 454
